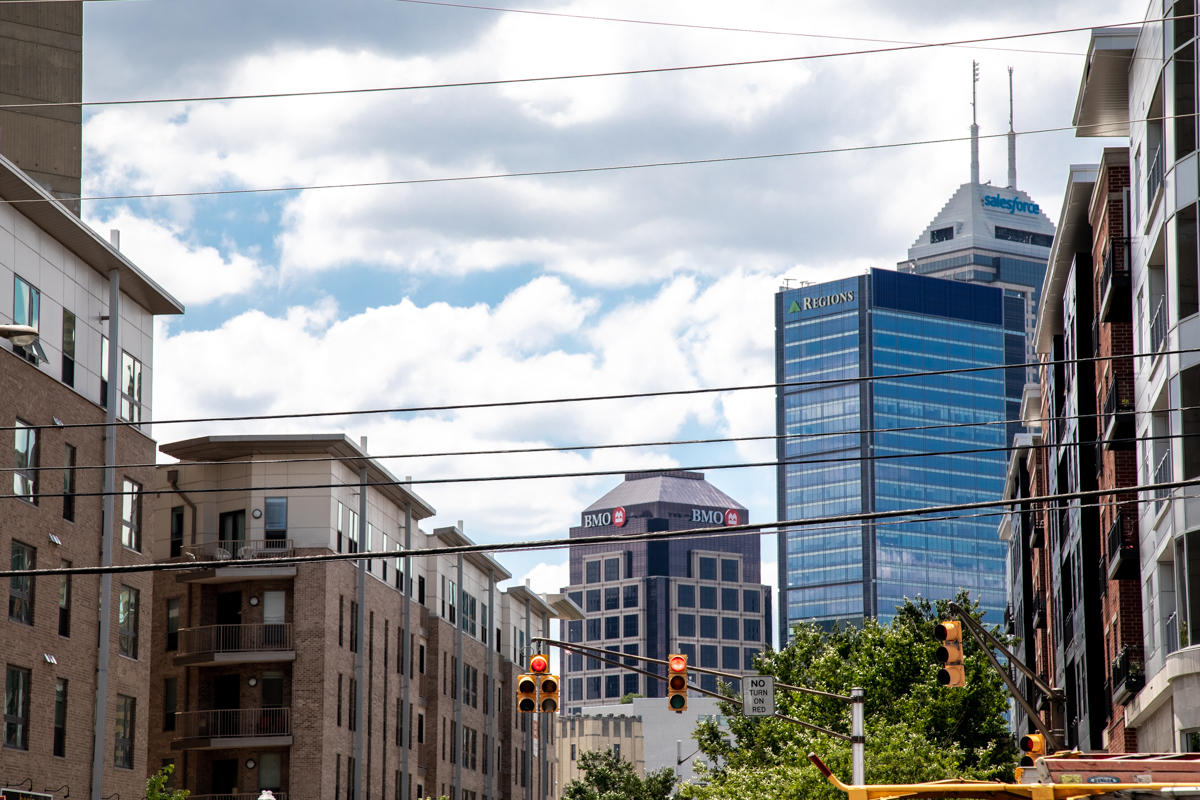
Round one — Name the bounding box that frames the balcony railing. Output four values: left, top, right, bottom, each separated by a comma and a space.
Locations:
1154, 451, 1173, 504
1099, 237, 1132, 322
177, 623, 293, 658
1032, 596, 1047, 630
1105, 511, 1138, 580
174, 707, 291, 741
1148, 145, 1164, 205
1166, 611, 1180, 655
1150, 295, 1168, 354
180, 539, 296, 562
1102, 377, 1135, 448
1111, 645, 1144, 704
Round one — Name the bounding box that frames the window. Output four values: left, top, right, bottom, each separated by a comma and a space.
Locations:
604, 587, 619, 610
9, 541, 35, 625
930, 226, 954, 244
121, 479, 142, 550
744, 618, 761, 641
348, 677, 357, 730
699, 557, 717, 580
119, 351, 143, 423
605, 615, 620, 639
337, 674, 343, 726
118, 585, 139, 658
350, 600, 359, 652
62, 444, 76, 521
585, 560, 601, 583
58, 561, 71, 637
5, 665, 31, 750
605, 675, 619, 698
623, 613, 638, 637
54, 678, 67, 756
12, 276, 39, 363
604, 557, 620, 581
700, 615, 718, 638
743, 589, 761, 613
163, 677, 176, 731
100, 335, 109, 405
260, 752, 282, 790
677, 614, 695, 637
586, 618, 600, 640
61, 309, 75, 386
722, 646, 739, 670
623, 585, 638, 607
995, 226, 1053, 248
721, 588, 739, 611
700, 586, 717, 609
721, 559, 738, 582
585, 589, 600, 612
13, 419, 37, 501
623, 674, 638, 695
114, 695, 135, 768
165, 598, 180, 651
677, 584, 695, 607
169, 506, 183, 558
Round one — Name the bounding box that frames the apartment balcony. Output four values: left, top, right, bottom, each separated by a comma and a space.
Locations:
1154, 452, 1173, 510
175, 623, 295, 666
1106, 512, 1138, 580
1111, 646, 1144, 704
1099, 237, 1131, 322
190, 794, 288, 800
1032, 596, 1047, 630
1147, 145, 1164, 207
1028, 514, 1044, 549
177, 539, 298, 584
173, 707, 292, 750
1150, 295, 1168, 355
1101, 377, 1135, 449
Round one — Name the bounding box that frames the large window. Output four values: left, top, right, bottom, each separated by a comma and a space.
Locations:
265, 497, 288, 540
13, 419, 37, 501
58, 561, 71, 637
61, 309, 75, 386
100, 335, 109, 406
12, 276, 39, 363
9, 541, 35, 625
4, 665, 30, 750
114, 695, 135, 768
165, 597, 180, 651
121, 479, 142, 551
62, 444, 76, 521
119, 351, 143, 423
118, 586, 140, 658
54, 678, 67, 756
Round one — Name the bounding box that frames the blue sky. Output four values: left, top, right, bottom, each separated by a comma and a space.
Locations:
76, 0, 1142, 621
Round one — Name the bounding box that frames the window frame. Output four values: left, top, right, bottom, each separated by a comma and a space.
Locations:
4, 664, 31, 750
114, 694, 135, 769
9, 541, 35, 625
13, 419, 38, 502
121, 479, 142, 551
118, 585, 140, 659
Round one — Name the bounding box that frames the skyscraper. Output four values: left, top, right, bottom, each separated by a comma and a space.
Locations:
775, 269, 1018, 638
561, 470, 770, 713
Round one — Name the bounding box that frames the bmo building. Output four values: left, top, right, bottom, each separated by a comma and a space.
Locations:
561, 470, 770, 712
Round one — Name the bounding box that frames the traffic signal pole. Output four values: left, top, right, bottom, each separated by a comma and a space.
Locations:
947, 602, 1065, 752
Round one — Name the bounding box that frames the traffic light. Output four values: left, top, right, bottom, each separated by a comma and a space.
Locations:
528, 653, 559, 713
667, 653, 687, 712
934, 620, 965, 687
517, 673, 537, 713
1019, 733, 1046, 767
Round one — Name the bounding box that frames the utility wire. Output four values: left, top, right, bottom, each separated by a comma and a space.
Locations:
22, 402, 1200, 475
2, 475, 1196, 579
0, 14, 1160, 112
3, 346, 1193, 434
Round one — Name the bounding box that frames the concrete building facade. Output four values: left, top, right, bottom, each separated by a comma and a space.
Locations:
146, 434, 573, 800
0, 153, 182, 799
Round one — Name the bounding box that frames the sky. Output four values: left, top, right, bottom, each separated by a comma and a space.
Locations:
79, 0, 1144, 619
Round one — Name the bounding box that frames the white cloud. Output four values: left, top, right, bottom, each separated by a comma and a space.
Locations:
520, 560, 571, 595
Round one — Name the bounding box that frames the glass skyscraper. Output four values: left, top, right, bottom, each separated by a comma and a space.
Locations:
775, 269, 1020, 638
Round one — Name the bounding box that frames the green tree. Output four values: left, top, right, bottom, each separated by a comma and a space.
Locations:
563, 747, 678, 800
680, 596, 1017, 800
145, 764, 189, 800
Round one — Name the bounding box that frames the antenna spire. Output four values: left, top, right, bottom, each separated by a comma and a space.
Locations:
970, 61, 980, 185
1007, 66, 1017, 188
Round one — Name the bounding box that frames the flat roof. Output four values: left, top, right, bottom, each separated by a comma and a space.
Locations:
0, 152, 184, 316
159, 433, 436, 518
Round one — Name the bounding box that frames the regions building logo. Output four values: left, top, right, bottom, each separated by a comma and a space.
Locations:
787, 290, 855, 314
982, 193, 1041, 215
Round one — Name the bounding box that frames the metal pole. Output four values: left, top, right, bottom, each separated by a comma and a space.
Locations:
353, 463, 367, 800
486, 570, 496, 800
91, 267, 120, 800
851, 687, 864, 786
524, 599, 532, 800
454, 553, 463, 796
400, 498, 412, 800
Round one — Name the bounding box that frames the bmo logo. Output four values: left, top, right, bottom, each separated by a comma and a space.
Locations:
583, 506, 626, 528
691, 508, 740, 526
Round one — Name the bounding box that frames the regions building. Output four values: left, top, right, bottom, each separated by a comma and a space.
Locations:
146, 434, 578, 800
775, 269, 1018, 637
561, 471, 770, 712
0, 154, 183, 799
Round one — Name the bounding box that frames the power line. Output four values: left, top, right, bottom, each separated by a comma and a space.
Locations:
2, 475, 1194, 579
25, 402, 1200, 475
5, 345, 1192, 434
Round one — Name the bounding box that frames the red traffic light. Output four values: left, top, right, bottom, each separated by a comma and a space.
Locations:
669, 655, 687, 673
667, 653, 687, 712
530, 654, 549, 673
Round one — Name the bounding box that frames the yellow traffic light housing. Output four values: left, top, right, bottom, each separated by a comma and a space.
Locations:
934, 620, 965, 687
528, 653, 558, 713
1018, 733, 1046, 767
667, 653, 688, 712
517, 673, 537, 713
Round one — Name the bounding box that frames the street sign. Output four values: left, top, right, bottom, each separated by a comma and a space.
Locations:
744, 675, 775, 716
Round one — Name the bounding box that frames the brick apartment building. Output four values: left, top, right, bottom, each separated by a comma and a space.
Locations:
0, 152, 183, 798
146, 434, 577, 800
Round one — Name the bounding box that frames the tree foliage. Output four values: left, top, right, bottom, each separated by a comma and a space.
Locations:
679, 596, 1017, 800
562, 747, 678, 800
145, 764, 190, 800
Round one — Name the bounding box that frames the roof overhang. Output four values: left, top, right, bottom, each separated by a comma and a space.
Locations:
159, 434, 436, 519
506, 585, 562, 620
544, 592, 585, 621
429, 525, 513, 580
0, 153, 184, 316
1035, 165, 1098, 353
1072, 28, 1138, 137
